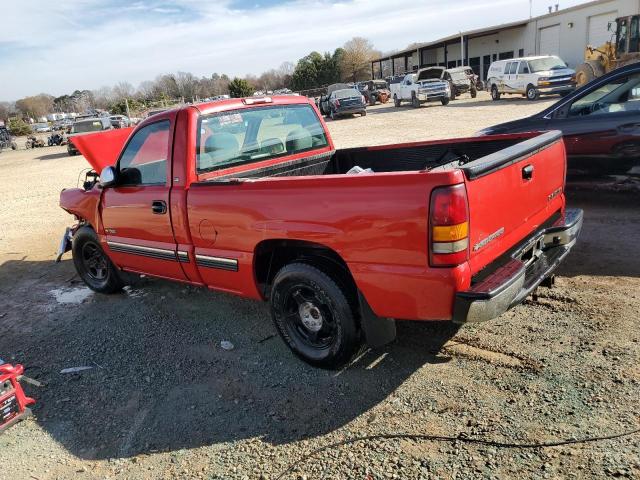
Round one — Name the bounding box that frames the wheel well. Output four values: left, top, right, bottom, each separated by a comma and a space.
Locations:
254, 239, 358, 304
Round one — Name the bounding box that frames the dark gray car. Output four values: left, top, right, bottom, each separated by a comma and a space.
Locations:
326, 88, 366, 120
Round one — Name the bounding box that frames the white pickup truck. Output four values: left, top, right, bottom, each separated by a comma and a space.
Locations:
390, 69, 451, 107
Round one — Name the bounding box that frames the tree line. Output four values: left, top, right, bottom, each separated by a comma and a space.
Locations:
0, 37, 380, 123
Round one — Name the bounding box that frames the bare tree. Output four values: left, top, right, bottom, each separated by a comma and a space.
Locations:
339, 37, 380, 83
112, 81, 135, 101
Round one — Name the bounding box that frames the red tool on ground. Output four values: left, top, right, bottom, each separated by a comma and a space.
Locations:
0, 362, 36, 433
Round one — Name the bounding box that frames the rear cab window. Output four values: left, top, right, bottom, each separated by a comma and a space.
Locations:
196, 104, 329, 176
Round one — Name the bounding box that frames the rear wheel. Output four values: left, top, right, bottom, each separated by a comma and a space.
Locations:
393, 94, 401, 107
526, 84, 539, 101
491, 85, 501, 101
270, 263, 361, 369
72, 226, 125, 294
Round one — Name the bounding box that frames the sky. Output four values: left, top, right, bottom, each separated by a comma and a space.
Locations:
1, 0, 594, 101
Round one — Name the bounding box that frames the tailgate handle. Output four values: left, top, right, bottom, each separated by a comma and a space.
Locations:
151, 200, 167, 214
522, 165, 534, 180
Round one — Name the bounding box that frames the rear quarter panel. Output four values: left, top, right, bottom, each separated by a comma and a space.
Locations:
187, 170, 468, 319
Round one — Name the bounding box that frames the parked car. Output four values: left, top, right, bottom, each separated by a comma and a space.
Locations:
67, 117, 113, 156
357, 80, 390, 105
390, 69, 450, 107
478, 62, 640, 176
318, 83, 353, 116
418, 66, 477, 99
33, 122, 51, 133
0, 126, 17, 152
109, 115, 130, 129
57, 95, 582, 368
487, 55, 576, 101
324, 88, 366, 119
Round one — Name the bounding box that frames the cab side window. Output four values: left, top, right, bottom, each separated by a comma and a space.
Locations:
504, 62, 512, 74
518, 62, 530, 74
508, 63, 518, 74
118, 120, 170, 186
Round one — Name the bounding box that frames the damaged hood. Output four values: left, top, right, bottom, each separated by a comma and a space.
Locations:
69, 127, 134, 172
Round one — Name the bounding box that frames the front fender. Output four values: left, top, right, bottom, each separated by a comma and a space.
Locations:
59, 187, 102, 232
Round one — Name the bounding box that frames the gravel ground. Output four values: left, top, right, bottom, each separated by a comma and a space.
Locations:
1, 93, 639, 480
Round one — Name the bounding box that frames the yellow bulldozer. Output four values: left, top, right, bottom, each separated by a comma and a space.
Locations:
576, 14, 640, 87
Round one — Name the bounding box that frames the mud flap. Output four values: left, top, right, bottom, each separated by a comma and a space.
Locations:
358, 292, 396, 348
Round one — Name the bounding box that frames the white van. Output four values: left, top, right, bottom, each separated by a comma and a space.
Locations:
486, 56, 576, 101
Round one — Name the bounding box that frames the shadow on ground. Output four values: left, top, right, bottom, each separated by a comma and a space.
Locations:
0, 257, 459, 460
36, 151, 70, 161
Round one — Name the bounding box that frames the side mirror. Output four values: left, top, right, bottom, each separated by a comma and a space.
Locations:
100, 166, 117, 188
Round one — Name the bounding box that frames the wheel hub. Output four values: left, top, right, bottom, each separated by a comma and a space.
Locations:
298, 302, 323, 332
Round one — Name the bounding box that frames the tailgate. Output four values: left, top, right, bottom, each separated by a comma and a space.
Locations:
461, 131, 566, 275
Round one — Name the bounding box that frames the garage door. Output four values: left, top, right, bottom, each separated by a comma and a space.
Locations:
588, 12, 617, 47
539, 24, 560, 55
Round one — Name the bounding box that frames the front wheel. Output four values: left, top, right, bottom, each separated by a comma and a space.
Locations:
330, 109, 336, 120
526, 85, 539, 101
470, 86, 477, 98
393, 94, 401, 107
270, 263, 361, 369
441, 97, 450, 106
361, 110, 367, 116
411, 93, 420, 108
491, 85, 501, 101
72, 226, 125, 294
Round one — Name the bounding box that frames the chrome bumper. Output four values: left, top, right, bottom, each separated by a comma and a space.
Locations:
453, 208, 583, 324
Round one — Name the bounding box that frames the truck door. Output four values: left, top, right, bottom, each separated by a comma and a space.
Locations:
402, 76, 412, 99
101, 114, 187, 280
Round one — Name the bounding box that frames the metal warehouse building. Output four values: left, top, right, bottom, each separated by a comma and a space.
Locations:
372, 0, 640, 81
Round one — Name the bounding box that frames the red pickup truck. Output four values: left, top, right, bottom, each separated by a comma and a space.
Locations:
58, 95, 582, 368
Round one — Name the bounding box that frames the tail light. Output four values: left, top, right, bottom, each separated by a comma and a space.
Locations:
429, 184, 469, 267
334, 99, 340, 107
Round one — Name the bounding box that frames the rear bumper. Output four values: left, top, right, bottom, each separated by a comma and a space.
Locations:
452, 208, 583, 324
335, 106, 366, 115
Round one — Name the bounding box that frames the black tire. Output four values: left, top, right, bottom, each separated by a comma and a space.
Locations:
526, 84, 539, 101
470, 86, 477, 98
270, 263, 360, 369
441, 97, 450, 106
449, 82, 457, 100
393, 94, 401, 107
11, 142, 17, 150
72, 226, 125, 294
411, 92, 420, 108
330, 109, 336, 120
361, 110, 367, 116
491, 85, 501, 101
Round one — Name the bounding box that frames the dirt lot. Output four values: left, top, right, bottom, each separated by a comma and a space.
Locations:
1, 93, 639, 479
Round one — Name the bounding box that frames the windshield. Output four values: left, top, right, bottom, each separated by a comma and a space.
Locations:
529, 56, 567, 72
333, 89, 360, 99
71, 120, 105, 134
197, 104, 328, 174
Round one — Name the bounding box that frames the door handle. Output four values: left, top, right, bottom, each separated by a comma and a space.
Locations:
151, 200, 167, 214
522, 164, 534, 180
